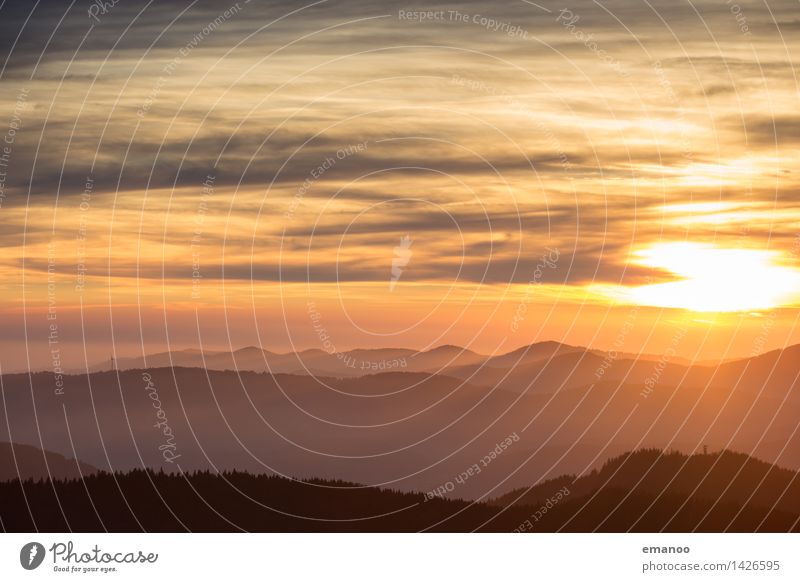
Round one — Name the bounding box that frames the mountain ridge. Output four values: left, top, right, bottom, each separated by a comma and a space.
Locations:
65, 339, 796, 377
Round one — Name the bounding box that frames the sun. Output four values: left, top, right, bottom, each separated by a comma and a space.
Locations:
597, 242, 800, 312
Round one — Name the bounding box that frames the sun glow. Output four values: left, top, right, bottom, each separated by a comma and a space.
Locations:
602, 243, 800, 312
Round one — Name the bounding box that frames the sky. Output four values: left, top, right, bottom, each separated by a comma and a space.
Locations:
1, 0, 799, 370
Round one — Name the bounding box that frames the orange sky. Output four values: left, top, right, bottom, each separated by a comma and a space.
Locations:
1, 0, 799, 370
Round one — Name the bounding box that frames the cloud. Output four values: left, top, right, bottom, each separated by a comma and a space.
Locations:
737, 116, 800, 145
1, 0, 799, 306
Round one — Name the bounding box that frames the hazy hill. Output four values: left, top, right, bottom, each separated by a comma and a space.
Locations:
83, 345, 483, 377
0, 442, 98, 481
76, 340, 725, 378
1, 353, 798, 499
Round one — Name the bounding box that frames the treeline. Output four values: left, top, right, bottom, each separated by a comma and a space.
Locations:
1, 449, 797, 532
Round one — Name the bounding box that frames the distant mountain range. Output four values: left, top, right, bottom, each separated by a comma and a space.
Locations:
0, 442, 98, 482
79, 340, 718, 377
2, 341, 798, 500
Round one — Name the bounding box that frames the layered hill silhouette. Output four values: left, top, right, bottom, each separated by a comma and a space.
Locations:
78, 340, 702, 377
0, 442, 98, 482
2, 342, 798, 497
492, 448, 800, 531
79, 344, 486, 377
1, 447, 796, 532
